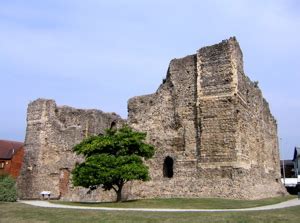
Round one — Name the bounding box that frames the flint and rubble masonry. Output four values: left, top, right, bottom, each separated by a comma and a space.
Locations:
18, 37, 286, 201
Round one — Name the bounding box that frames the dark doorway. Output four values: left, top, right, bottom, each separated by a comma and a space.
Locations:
110, 121, 117, 130
163, 156, 174, 178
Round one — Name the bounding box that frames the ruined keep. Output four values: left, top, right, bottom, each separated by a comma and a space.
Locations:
18, 37, 286, 200
127, 37, 285, 199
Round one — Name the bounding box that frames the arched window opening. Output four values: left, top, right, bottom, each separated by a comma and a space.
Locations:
110, 121, 117, 130
163, 156, 174, 178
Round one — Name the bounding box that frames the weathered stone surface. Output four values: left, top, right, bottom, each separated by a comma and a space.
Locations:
18, 99, 123, 200
18, 37, 286, 201
127, 37, 286, 199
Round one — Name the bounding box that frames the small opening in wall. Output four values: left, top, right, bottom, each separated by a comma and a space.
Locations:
163, 156, 174, 178
110, 121, 117, 130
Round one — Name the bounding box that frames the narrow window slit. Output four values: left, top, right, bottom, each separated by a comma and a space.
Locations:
163, 156, 174, 178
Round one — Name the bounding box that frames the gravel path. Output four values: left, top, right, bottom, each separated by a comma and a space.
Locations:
19, 198, 300, 212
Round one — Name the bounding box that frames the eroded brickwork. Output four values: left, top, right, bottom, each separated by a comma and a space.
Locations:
128, 37, 285, 199
18, 99, 123, 200
18, 37, 285, 201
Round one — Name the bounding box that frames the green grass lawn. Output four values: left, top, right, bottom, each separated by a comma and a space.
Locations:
1, 201, 300, 223
52, 195, 296, 209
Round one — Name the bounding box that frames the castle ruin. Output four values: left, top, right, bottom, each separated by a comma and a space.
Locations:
18, 37, 286, 201
18, 100, 123, 200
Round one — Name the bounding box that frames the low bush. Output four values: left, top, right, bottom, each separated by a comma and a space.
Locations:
0, 175, 17, 202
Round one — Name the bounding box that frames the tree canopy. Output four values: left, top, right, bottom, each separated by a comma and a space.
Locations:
72, 125, 155, 202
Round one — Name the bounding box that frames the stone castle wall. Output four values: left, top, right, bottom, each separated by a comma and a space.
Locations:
18, 99, 123, 200
18, 37, 286, 201
127, 37, 285, 199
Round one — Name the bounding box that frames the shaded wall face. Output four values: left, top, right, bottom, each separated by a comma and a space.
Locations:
18, 99, 123, 200
236, 73, 280, 177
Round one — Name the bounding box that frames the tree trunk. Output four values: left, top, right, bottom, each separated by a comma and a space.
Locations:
116, 184, 123, 202
116, 190, 122, 202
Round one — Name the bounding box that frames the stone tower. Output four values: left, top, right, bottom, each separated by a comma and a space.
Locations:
127, 37, 285, 199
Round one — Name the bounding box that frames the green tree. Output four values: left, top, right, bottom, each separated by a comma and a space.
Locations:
72, 125, 155, 202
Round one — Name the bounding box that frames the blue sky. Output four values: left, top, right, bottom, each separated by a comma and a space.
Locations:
0, 0, 299, 159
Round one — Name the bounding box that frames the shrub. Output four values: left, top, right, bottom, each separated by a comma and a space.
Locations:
0, 175, 17, 202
